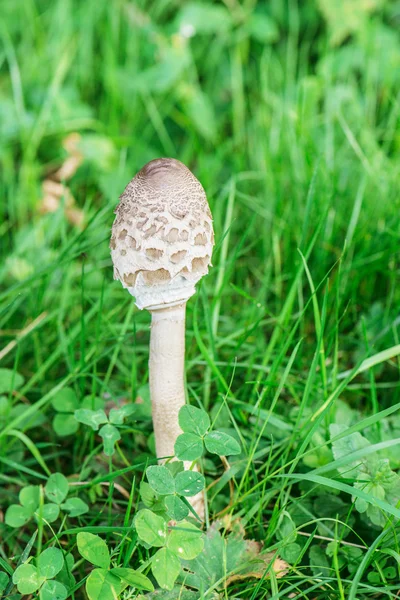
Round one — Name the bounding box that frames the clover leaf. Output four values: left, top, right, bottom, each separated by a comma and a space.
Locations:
174, 405, 241, 461
5, 472, 88, 528
204, 431, 241, 456
135, 505, 204, 591
74, 402, 137, 456
178, 405, 210, 436
12, 547, 67, 599
77, 533, 154, 598
52, 388, 103, 437
146, 466, 175, 495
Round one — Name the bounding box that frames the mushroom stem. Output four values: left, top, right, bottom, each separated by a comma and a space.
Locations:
149, 302, 187, 462
149, 302, 205, 519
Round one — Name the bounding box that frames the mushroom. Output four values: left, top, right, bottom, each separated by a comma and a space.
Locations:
110, 158, 214, 512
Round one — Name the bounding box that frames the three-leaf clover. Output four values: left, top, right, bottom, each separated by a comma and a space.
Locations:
74, 404, 137, 456
12, 547, 68, 599
5, 473, 88, 528
134, 510, 204, 591
52, 388, 103, 437
145, 463, 205, 521
77, 532, 153, 599
174, 405, 241, 461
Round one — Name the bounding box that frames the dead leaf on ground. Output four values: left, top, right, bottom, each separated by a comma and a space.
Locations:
39, 132, 85, 228
182, 519, 290, 591
54, 132, 83, 181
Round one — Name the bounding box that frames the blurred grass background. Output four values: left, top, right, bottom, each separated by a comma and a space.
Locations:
2, 0, 400, 403
1, 0, 400, 596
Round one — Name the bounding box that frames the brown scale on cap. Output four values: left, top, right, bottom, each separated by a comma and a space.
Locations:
110, 158, 214, 309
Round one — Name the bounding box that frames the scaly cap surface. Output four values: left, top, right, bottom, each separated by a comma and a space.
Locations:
110, 158, 214, 309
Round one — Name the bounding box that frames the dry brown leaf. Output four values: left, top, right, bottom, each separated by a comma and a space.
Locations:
221, 513, 246, 536
54, 154, 83, 182
62, 132, 81, 154
40, 177, 84, 228
104, 397, 131, 411
225, 539, 289, 585
182, 519, 290, 591
38, 131, 85, 227
41, 180, 75, 207
225, 553, 289, 585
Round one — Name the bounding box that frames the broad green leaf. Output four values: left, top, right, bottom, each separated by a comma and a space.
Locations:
140, 481, 157, 508
174, 433, 203, 461
204, 431, 240, 456
246, 13, 279, 44
281, 542, 302, 564
151, 548, 180, 591
53, 414, 79, 436
77, 533, 110, 569
99, 424, 121, 456
184, 91, 217, 143
176, 2, 232, 35
182, 521, 280, 589
61, 497, 89, 517
146, 465, 175, 495
51, 388, 79, 413
78, 133, 117, 171
37, 547, 64, 579
164, 495, 189, 521
111, 567, 154, 591
45, 473, 69, 504
167, 522, 204, 560
40, 579, 68, 600
317, 0, 384, 46
56, 553, 75, 589
19, 486, 40, 511
109, 404, 137, 425
309, 545, 330, 578
8, 403, 46, 430
5, 504, 32, 527
277, 512, 297, 544
134, 385, 152, 418
135, 509, 167, 547
86, 568, 121, 600
354, 459, 400, 526
80, 395, 104, 411
74, 408, 108, 431
0, 572, 9, 595
0, 368, 24, 394
38, 503, 60, 523
13, 564, 41, 594
330, 424, 370, 476
382, 463, 400, 506
165, 461, 184, 477
178, 405, 210, 436
175, 471, 205, 497
0, 397, 10, 425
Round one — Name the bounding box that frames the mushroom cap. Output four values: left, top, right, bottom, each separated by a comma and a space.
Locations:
110, 158, 214, 310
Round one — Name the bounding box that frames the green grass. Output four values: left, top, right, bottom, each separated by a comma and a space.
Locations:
1, 0, 400, 598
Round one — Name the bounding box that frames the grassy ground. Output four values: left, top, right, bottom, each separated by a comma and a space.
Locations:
1, 0, 400, 598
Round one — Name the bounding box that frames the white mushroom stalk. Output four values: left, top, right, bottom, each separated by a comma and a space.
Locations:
110, 158, 214, 510
149, 303, 187, 462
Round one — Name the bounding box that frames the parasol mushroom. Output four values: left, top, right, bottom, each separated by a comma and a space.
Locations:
110, 158, 214, 511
